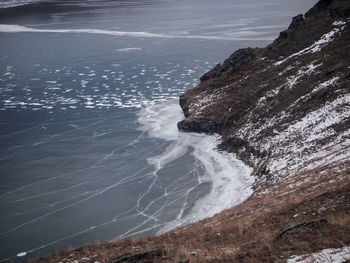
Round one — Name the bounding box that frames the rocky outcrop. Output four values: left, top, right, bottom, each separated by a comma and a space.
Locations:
277, 219, 328, 238
263, 0, 350, 60
178, 0, 350, 188
107, 249, 163, 263
199, 48, 262, 82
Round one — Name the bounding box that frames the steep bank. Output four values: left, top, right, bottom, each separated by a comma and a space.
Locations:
178, 0, 350, 191
29, 0, 350, 262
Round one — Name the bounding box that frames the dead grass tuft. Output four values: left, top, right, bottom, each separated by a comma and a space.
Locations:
28, 175, 350, 263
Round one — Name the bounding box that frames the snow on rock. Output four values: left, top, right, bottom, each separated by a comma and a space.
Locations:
287, 246, 350, 263
311, 76, 339, 94
188, 89, 223, 116
285, 61, 322, 89
291, 76, 339, 107
274, 20, 347, 66
332, 20, 347, 27
234, 62, 349, 182
244, 93, 350, 180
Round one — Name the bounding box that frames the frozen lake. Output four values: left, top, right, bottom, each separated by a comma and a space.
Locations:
0, 0, 317, 261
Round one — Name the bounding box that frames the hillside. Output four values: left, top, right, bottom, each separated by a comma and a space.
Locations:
30, 0, 350, 262
178, 0, 350, 190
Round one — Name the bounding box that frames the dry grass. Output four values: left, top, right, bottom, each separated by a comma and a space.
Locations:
28, 171, 350, 263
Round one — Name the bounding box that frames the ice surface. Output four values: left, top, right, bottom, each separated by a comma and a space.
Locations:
16, 252, 27, 257
0, 0, 42, 8
0, 24, 275, 41
138, 101, 254, 233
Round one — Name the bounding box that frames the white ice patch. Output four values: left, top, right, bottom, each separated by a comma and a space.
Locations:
0, 0, 42, 8
117, 48, 142, 52
0, 62, 199, 111
0, 24, 275, 41
16, 252, 27, 257
138, 100, 254, 233
288, 246, 350, 263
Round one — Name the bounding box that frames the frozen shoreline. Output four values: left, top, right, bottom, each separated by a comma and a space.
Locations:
138, 100, 254, 233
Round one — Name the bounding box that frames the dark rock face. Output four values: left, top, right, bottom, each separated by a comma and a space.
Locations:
107, 248, 163, 263
263, 0, 350, 60
179, 94, 190, 118
289, 14, 305, 30
177, 118, 222, 134
277, 219, 328, 238
200, 48, 261, 82
177, 0, 350, 184
306, 0, 350, 17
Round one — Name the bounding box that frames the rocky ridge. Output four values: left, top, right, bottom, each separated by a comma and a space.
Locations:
178, 0, 350, 193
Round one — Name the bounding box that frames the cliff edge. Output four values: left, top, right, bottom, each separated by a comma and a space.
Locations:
178, 0, 350, 192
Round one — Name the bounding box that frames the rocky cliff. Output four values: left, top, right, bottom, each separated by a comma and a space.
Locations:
178, 0, 350, 193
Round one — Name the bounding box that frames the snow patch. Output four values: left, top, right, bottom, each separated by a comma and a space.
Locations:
288, 246, 350, 263
311, 76, 339, 94
189, 90, 223, 116
266, 94, 350, 175
287, 75, 339, 112
285, 61, 322, 89
274, 21, 347, 66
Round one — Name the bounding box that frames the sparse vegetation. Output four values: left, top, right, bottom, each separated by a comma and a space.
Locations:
29, 175, 350, 263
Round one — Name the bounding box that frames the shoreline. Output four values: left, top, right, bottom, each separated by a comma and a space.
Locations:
2, 0, 350, 262
1, 101, 255, 263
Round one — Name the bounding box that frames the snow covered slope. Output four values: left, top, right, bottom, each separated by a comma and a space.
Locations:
178, 0, 350, 194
